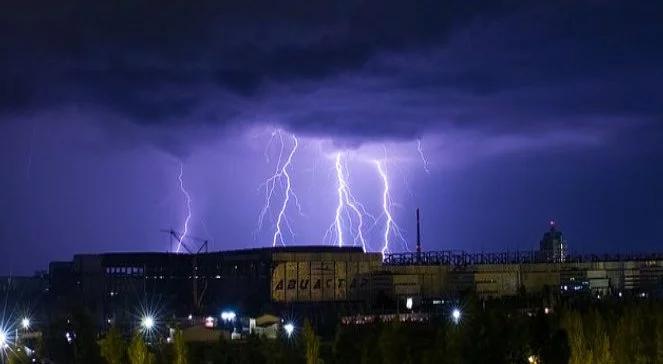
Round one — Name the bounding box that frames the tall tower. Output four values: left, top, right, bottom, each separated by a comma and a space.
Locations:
416, 208, 422, 262
539, 220, 568, 263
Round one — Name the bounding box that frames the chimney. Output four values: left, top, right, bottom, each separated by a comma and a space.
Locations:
416, 208, 422, 259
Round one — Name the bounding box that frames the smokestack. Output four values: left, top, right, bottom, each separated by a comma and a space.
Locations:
416, 208, 422, 259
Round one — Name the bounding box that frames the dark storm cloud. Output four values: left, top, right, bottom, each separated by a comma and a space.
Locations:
1, 0, 662, 148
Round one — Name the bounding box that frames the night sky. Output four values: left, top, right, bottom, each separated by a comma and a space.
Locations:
1, 1, 662, 274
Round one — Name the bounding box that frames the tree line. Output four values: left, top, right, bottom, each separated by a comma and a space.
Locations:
8, 300, 663, 363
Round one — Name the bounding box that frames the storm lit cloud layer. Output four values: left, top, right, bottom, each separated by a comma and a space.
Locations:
1, 0, 662, 273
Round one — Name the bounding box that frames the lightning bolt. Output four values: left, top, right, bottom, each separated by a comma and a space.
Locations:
256, 130, 301, 247
272, 134, 299, 247
324, 152, 374, 252
375, 159, 409, 258
417, 138, 431, 174
176, 161, 192, 253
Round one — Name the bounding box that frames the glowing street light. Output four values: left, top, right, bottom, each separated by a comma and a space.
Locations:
21, 317, 30, 330
283, 322, 295, 338
141, 315, 155, 331
0, 329, 7, 348
221, 311, 236, 322
451, 308, 462, 324
405, 297, 413, 310
205, 316, 215, 328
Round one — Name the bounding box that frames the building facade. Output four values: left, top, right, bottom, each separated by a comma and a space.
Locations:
48, 246, 663, 329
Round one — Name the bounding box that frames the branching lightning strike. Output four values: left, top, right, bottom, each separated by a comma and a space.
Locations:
255, 133, 429, 255
272, 135, 299, 247
417, 139, 431, 174
375, 159, 409, 257
324, 153, 375, 251
176, 162, 192, 253
257, 130, 301, 247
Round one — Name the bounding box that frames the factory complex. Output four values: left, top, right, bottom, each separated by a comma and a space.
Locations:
34, 223, 662, 332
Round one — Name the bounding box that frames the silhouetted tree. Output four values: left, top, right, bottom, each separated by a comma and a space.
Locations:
70, 309, 103, 364
7, 348, 31, 364
656, 310, 663, 364
562, 310, 591, 364
99, 326, 126, 364
172, 329, 188, 364
128, 332, 154, 364
586, 310, 614, 364
303, 320, 320, 364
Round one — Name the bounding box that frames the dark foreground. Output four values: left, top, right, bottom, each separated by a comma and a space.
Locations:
6, 298, 663, 364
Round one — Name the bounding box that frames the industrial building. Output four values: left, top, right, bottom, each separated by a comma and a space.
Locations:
48, 246, 382, 328
45, 225, 663, 329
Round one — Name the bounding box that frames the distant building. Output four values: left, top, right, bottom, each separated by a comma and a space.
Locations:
47, 243, 663, 332
539, 221, 568, 263
48, 246, 380, 329
0, 273, 49, 306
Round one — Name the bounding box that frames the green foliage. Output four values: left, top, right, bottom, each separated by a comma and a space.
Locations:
99, 326, 126, 364
562, 310, 591, 364
128, 332, 154, 364
586, 310, 614, 364
656, 312, 663, 364
556, 302, 663, 364
303, 320, 321, 364
611, 307, 649, 363
36, 299, 663, 364
71, 309, 103, 364
7, 348, 31, 364
172, 328, 188, 364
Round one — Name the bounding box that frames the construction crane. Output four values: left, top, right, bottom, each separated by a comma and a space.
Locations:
160, 228, 210, 313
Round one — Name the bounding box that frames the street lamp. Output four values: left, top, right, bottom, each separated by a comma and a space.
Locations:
283, 322, 295, 338
141, 315, 155, 331
221, 311, 236, 322
21, 318, 30, 330
0, 329, 7, 348
405, 297, 413, 310
451, 308, 462, 324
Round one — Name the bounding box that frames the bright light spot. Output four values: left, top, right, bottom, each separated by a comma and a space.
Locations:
188, 314, 193, 320
221, 311, 237, 322
544, 307, 550, 315
21, 317, 31, 330
141, 316, 155, 331
406, 297, 413, 310
205, 316, 215, 328
451, 308, 461, 324
284, 322, 295, 337
528, 355, 539, 363
618, 292, 622, 297
0, 329, 7, 348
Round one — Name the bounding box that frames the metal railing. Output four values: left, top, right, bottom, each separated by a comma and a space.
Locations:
383, 250, 663, 267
